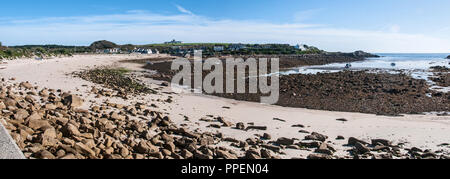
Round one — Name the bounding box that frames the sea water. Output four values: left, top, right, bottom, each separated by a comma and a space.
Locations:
280, 53, 450, 92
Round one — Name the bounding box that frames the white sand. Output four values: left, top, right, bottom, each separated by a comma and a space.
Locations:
1, 54, 449, 158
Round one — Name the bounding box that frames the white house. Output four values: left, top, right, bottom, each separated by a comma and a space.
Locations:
142, 49, 153, 54
132, 48, 153, 54
294, 44, 307, 51
104, 48, 120, 54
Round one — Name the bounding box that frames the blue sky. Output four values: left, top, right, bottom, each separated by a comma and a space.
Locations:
1, 0, 450, 52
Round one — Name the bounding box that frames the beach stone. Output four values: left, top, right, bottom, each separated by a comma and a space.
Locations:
298, 130, 310, 134
41, 127, 58, 147
298, 141, 322, 148
110, 112, 126, 121
307, 153, 333, 159
181, 149, 194, 159
246, 126, 267, 131
0, 102, 6, 110
260, 149, 272, 159
354, 142, 371, 154
61, 154, 77, 159
4, 98, 17, 108
74, 142, 96, 157
136, 140, 159, 154
336, 118, 348, 122
236, 122, 245, 130
207, 124, 221, 129
348, 137, 368, 146
164, 142, 176, 153
39, 89, 49, 97
276, 137, 295, 145
55, 150, 66, 158
120, 147, 130, 158
217, 117, 233, 127
292, 124, 305, 128
262, 133, 272, 140
371, 139, 392, 146
20, 82, 34, 89
25, 95, 35, 103
39, 150, 56, 159
27, 118, 51, 130
245, 151, 261, 159
217, 150, 238, 159
14, 109, 29, 120
44, 103, 57, 110
372, 145, 390, 151
63, 94, 83, 108
421, 152, 437, 159
315, 142, 334, 155
261, 144, 281, 152
63, 124, 81, 136
161, 82, 169, 87
305, 132, 328, 142
224, 137, 240, 143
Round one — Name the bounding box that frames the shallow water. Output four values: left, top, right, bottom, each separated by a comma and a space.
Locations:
281, 53, 450, 92
285, 53, 449, 74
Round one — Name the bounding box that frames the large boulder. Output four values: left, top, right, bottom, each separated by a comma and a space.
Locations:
62, 94, 83, 108
276, 137, 295, 145
354, 142, 371, 154
304, 132, 328, 142
353, 50, 380, 58
446, 55, 450, 59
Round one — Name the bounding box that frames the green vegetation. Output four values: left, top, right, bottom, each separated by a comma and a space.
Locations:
144, 43, 324, 57
0, 44, 91, 59
0, 40, 324, 59
147, 43, 231, 47
113, 67, 132, 75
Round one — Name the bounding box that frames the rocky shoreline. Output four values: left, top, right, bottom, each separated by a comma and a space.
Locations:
0, 54, 448, 160
142, 60, 449, 116
430, 66, 450, 87
2, 77, 449, 159
216, 52, 378, 69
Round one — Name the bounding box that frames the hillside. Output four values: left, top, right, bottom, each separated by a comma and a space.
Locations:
89, 40, 118, 50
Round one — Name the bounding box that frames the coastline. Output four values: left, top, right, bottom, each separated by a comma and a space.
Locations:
0, 54, 448, 159
141, 55, 449, 116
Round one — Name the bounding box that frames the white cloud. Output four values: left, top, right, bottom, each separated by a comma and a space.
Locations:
175, 4, 194, 15
0, 10, 449, 53
389, 25, 401, 33
293, 9, 323, 22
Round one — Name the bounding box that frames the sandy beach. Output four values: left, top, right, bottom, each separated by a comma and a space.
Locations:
1, 54, 449, 159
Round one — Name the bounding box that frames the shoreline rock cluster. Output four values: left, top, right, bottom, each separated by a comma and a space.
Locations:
143, 59, 449, 116
73, 68, 157, 99
133, 53, 375, 70
1, 71, 449, 159
430, 66, 450, 87
0, 78, 281, 159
